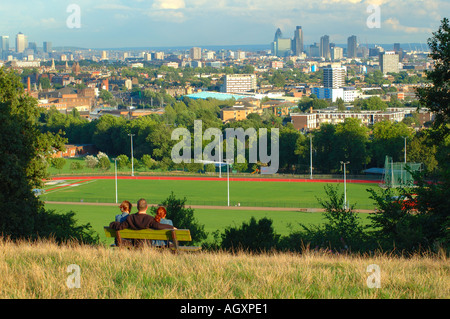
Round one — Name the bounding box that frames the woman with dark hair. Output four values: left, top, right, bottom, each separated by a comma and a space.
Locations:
152, 206, 174, 247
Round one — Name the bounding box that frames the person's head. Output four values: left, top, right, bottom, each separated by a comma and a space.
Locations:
155, 206, 167, 223
119, 200, 132, 213
137, 198, 148, 213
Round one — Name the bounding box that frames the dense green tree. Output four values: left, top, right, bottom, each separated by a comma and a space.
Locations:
407, 131, 438, 174
312, 124, 337, 172
354, 96, 387, 111
370, 121, 412, 167
333, 118, 370, 172
0, 68, 97, 243
417, 18, 450, 142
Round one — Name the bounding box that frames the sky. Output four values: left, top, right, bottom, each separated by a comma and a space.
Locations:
0, 0, 447, 49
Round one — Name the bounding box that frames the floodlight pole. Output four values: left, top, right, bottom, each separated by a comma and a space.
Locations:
310, 133, 313, 180
113, 158, 118, 204
340, 161, 350, 209
227, 161, 230, 207
219, 135, 222, 178
128, 133, 135, 177
404, 137, 407, 164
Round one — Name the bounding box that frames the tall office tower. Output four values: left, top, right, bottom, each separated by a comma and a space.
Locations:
16, 32, 27, 53
379, 51, 400, 74
275, 38, 292, 57
190, 47, 202, 60
309, 43, 320, 58
220, 74, 257, 93
393, 43, 403, 61
43, 41, 52, 53
347, 35, 358, 58
320, 35, 330, 60
101, 51, 108, 60
274, 28, 282, 42
293, 26, 303, 56
1, 36, 9, 52
272, 28, 283, 56
323, 67, 346, 88
28, 42, 37, 53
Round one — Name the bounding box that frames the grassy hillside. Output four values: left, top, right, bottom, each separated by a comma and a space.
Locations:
0, 238, 448, 299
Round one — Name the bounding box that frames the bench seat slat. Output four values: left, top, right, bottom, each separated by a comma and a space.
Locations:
104, 227, 192, 241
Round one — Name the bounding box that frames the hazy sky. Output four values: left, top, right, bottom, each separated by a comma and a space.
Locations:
0, 0, 447, 49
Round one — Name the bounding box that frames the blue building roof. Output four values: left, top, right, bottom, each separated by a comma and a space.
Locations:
184, 91, 250, 101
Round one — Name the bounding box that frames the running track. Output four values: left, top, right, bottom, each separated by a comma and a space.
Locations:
46, 175, 381, 184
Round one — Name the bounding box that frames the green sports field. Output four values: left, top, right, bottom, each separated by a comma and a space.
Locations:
41, 178, 378, 209
42, 177, 378, 244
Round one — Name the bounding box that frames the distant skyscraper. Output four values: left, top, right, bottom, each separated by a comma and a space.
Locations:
28, 42, 37, 53
275, 38, 292, 57
15, 32, 27, 53
0, 36, 9, 52
320, 35, 330, 60
347, 35, 358, 58
323, 67, 346, 88
0, 36, 9, 60
190, 47, 202, 60
309, 43, 320, 58
274, 28, 282, 42
379, 51, 400, 74
393, 43, 403, 61
43, 41, 52, 53
331, 47, 344, 61
293, 26, 303, 56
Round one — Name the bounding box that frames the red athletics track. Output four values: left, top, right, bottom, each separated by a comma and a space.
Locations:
46, 176, 380, 184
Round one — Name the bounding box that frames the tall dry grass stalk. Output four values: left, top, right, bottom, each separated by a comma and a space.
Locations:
0, 237, 448, 299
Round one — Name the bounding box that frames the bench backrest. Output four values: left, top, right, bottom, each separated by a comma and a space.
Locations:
104, 227, 192, 241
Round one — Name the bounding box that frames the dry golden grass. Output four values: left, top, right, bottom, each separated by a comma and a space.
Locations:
0, 238, 448, 299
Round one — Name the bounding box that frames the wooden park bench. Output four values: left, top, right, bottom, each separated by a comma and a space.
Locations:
103, 227, 202, 253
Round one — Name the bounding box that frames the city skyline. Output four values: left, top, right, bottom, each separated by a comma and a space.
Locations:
0, 0, 446, 49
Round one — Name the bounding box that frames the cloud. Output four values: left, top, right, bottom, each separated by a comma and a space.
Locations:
152, 0, 186, 10
94, 4, 134, 10
384, 18, 433, 34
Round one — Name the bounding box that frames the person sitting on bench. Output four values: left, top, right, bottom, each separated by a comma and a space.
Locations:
109, 198, 176, 246
152, 206, 174, 247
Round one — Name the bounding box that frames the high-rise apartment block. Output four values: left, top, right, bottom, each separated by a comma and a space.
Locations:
331, 47, 344, 61
220, 74, 257, 93
379, 51, 400, 74
323, 67, 346, 88
347, 35, 358, 58
190, 47, 202, 60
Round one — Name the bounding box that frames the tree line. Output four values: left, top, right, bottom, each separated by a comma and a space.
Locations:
39, 99, 448, 176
